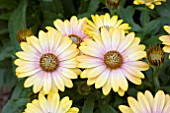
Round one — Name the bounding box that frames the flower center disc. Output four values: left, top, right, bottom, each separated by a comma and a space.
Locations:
104, 50, 123, 69
69, 34, 82, 45
151, 53, 162, 61
40, 53, 58, 72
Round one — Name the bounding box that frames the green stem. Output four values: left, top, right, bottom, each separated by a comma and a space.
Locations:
143, 7, 147, 26
153, 67, 160, 91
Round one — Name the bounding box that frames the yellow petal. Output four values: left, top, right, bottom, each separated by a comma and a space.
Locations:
39, 94, 48, 112
137, 92, 151, 112
164, 25, 170, 34
57, 97, 72, 113
43, 72, 52, 94
95, 68, 110, 89
111, 70, 119, 92
118, 88, 125, 96
155, 1, 162, 5
163, 46, 170, 53
153, 90, 165, 113
128, 97, 140, 112
67, 107, 79, 113
118, 105, 133, 113
148, 4, 155, 9
102, 76, 111, 95
52, 71, 65, 92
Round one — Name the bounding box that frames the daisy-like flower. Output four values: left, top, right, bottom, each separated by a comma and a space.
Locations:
76, 27, 149, 96
133, 0, 166, 9
15, 29, 81, 94
23, 92, 79, 113
119, 90, 170, 113
159, 25, 170, 59
46, 16, 89, 46
83, 13, 131, 37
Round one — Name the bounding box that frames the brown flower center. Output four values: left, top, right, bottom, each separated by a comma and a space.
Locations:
104, 50, 123, 69
99, 25, 110, 32
68, 34, 82, 45
40, 53, 58, 72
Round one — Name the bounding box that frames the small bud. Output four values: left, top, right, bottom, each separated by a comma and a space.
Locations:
17, 29, 33, 43
147, 44, 164, 67
77, 81, 91, 96
106, 0, 120, 9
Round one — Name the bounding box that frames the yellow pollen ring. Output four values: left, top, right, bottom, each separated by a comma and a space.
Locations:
104, 50, 123, 69
40, 53, 58, 72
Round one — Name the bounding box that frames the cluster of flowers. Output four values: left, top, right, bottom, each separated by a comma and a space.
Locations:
15, 0, 170, 112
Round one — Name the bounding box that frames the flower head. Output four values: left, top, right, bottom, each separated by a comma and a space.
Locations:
83, 13, 131, 37
119, 90, 170, 113
47, 16, 89, 46
76, 28, 149, 96
133, 0, 166, 9
147, 44, 164, 67
17, 29, 33, 43
159, 25, 170, 59
106, 0, 120, 9
15, 30, 81, 94
23, 92, 79, 113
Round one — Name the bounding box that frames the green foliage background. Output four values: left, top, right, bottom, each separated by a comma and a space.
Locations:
0, 0, 170, 113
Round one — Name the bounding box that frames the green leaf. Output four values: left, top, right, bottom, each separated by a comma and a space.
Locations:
161, 86, 170, 93
8, 0, 28, 51
142, 35, 161, 46
2, 98, 28, 113
0, 0, 17, 9
82, 95, 95, 113
156, 0, 170, 18
127, 87, 138, 97
0, 58, 16, 88
61, 0, 75, 18
79, 0, 91, 14
139, 10, 150, 27
78, 0, 100, 18
15, 98, 28, 106
117, 6, 141, 32
11, 79, 32, 99
2, 100, 18, 113
99, 103, 118, 113
0, 12, 11, 20
87, 0, 100, 12
0, 46, 13, 61
141, 19, 160, 36
0, 69, 5, 88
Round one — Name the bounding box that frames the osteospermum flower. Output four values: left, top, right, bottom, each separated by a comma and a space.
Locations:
46, 16, 89, 46
83, 13, 131, 37
133, 0, 166, 9
159, 25, 170, 59
119, 90, 170, 113
23, 92, 79, 113
76, 27, 149, 96
15, 30, 81, 94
